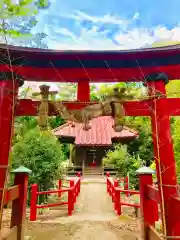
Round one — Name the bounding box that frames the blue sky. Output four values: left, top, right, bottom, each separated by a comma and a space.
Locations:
32, 0, 180, 49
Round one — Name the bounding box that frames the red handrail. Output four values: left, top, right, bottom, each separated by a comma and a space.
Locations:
106, 172, 140, 215
30, 173, 81, 221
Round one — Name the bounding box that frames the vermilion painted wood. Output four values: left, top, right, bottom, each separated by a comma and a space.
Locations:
77, 80, 90, 101
106, 176, 140, 215
149, 80, 179, 238
1, 42, 180, 83
68, 180, 75, 216
0, 80, 19, 230
115, 188, 121, 215
30, 184, 38, 221
15, 99, 151, 116
139, 173, 158, 239
30, 177, 81, 220
113, 180, 118, 208
14, 98, 180, 117
3, 185, 20, 206
147, 185, 160, 204
169, 197, 180, 237
1, 64, 180, 82
11, 172, 29, 240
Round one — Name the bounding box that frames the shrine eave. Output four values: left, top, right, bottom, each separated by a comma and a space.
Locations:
1, 44, 180, 82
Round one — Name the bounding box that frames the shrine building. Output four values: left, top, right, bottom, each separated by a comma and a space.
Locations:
53, 116, 138, 168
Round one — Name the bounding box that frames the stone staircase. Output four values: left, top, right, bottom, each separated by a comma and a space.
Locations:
83, 167, 103, 176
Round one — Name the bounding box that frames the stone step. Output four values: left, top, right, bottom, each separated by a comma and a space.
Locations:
83, 173, 103, 176
83, 171, 103, 174
83, 167, 103, 176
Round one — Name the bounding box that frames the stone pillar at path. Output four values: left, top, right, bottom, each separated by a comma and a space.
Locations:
146, 73, 179, 238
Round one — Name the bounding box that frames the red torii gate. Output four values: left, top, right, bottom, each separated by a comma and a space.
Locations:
1, 44, 180, 239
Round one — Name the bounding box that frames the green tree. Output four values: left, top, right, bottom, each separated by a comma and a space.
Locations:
171, 117, 180, 182
13, 116, 37, 144
127, 117, 153, 166
103, 144, 141, 189
11, 128, 65, 203
0, 0, 49, 47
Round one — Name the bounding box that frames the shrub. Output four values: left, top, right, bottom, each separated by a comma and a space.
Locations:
11, 127, 65, 203
103, 144, 141, 189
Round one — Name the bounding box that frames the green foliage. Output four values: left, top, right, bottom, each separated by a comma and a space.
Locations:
0, 0, 49, 48
127, 117, 153, 166
11, 128, 65, 203
152, 41, 180, 48
171, 117, 180, 182
56, 83, 77, 100
90, 83, 127, 100
1, 0, 49, 19
48, 116, 65, 129
103, 144, 141, 189
13, 116, 37, 144
166, 80, 180, 98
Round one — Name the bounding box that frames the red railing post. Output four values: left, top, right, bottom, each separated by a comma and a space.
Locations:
58, 179, 62, 198
107, 179, 109, 194
112, 180, 117, 202
106, 172, 110, 194
11, 166, 31, 240
114, 180, 119, 212
106, 172, 110, 177
115, 188, 121, 215
110, 181, 112, 199
75, 180, 77, 201
78, 178, 80, 196
77, 172, 81, 177
68, 180, 74, 216
110, 180, 113, 197
136, 166, 156, 239
78, 178, 81, 194
30, 184, 38, 221
71, 179, 75, 209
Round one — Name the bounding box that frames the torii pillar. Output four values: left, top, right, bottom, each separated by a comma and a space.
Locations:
0, 73, 23, 228
146, 73, 180, 238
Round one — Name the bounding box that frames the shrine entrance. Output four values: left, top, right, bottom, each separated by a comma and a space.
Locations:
86, 148, 100, 166
1, 44, 180, 239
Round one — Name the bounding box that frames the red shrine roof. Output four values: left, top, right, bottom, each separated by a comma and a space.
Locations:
53, 116, 138, 146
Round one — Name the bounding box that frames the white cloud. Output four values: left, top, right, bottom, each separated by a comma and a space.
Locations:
62, 11, 132, 30
114, 28, 155, 49
132, 12, 140, 20
33, 10, 180, 50
55, 28, 77, 40
153, 26, 180, 41
48, 24, 180, 50
48, 26, 120, 50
